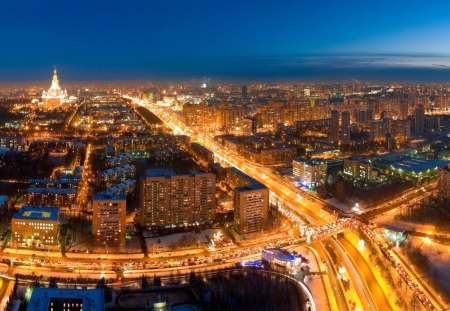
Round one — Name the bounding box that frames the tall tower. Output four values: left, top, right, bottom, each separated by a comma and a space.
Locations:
414, 105, 426, 134
42, 67, 68, 108
340, 111, 351, 144
329, 110, 340, 143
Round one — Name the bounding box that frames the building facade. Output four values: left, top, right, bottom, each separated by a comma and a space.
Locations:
293, 158, 327, 188
12, 206, 59, 247
92, 194, 127, 247
437, 165, 450, 200
41, 68, 68, 108
140, 169, 215, 230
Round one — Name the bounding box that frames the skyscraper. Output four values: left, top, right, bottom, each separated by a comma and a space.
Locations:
414, 104, 426, 134
140, 169, 215, 230
234, 183, 269, 235
340, 111, 351, 144
92, 194, 126, 247
329, 110, 340, 143
241, 85, 248, 101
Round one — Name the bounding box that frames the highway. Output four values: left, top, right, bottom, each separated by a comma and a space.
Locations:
126, 96, 389, 311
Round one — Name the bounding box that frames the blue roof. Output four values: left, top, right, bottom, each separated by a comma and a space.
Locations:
26, 187, 77, 194
262, 248, 296, 262
92, 193, 126, 201
13, 206, 59, 221
27, 288, 104, 311
97, 179, 136, 197
0, 195, 7, 205
380, 155, 449, 173
99, 164, 134, 176
29, 179, 78, 185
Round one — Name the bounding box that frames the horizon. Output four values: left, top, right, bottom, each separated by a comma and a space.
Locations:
2, 1, 450, 82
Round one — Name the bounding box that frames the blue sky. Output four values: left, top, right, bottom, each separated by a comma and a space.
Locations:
1, 0, 450, 81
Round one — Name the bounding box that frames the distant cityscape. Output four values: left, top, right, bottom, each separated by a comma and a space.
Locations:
0, 68, 448, 311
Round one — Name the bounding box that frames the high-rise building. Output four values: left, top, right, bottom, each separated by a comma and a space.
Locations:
226, 168, 268, 235
241, 85, 248, 101
414, 104, 426, 134
438, 164, 450, 200
340, 111, 351, 144
41, 68, 68, 108
92, 194, 127, 247
234, 183, 269, 235
293, 158, 327, 188
399, 100, 409, 120
329, 110, 340, 143
140, 169, 215, 230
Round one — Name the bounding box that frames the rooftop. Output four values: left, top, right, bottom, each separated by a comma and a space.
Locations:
26, 187, 77, 194
378, 154, 449, 173
92, 193, 126, 201
262, 247, 296, 262
99, 164, 134, 176
97, 179, 136, 197
13, 206, 59, 221
294, 157, 326, 166
26, 288, 104, 311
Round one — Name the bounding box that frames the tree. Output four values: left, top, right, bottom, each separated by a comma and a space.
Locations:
152, 275, 162, 286
48, 277, 58, 288
141, 274, 148, 289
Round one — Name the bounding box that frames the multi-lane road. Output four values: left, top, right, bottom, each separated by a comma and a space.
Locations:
127, 97, 396, 311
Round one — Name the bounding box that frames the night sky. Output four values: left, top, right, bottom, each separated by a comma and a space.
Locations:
1, 0, 450, 82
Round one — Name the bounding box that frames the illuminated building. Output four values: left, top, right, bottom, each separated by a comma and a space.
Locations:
12, 206, 59, 247
438, 164, 450, 200
234, 183, 269, 235
25, 188, 76, 212
226, 168, 268, 235
140, 169, 216, 230
343, 156, 373, 182
0, 136, 23, 150
329, 110, 340, 143
262, 248, 298, 267
105, 152, 134, 167
260, 146, 298, 165
27, 288, 104, 311
414, 104, 425, 134
340, 111, 351, 144
370, 118, 410, 141
92, 194, 126, 247
98, 164, 136, 189
41, 68, 68, 108
293, 158, 327, 188
219, 101, 250, 133
190, 142, 215, 167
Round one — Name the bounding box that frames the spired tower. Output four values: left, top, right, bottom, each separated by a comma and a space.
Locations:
42, 67, 68, 108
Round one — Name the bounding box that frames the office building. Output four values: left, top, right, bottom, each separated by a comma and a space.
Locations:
293, 158, 327, 188
12, 206, 59, 247
92, 194, 126, 247
343, 156, 373, 182
140, 169, 215, 230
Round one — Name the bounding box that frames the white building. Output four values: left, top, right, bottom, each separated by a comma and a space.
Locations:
41, 68, 68, 108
